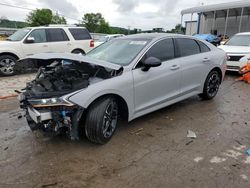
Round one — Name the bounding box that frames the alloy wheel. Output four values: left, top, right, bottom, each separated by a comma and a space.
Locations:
102, 101, 118, 138
0, 58, 16, 75
207, 73, 220, 98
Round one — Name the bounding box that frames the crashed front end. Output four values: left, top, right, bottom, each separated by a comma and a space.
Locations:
19, 94, 84, 140
18, 53, 122, 140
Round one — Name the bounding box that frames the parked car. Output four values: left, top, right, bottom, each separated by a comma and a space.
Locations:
193, 34, 221, 46
94, 34, 125, 47
19, 33, 226, 144
0, 25, 94, 76
218, 32, 250, 71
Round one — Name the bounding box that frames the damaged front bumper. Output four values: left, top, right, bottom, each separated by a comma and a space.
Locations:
19, 93, 84, 140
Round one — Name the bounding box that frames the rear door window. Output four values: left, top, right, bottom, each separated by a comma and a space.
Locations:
68, 28, 92, 40
47, 28, 69, 42
175, 38, 200, 57
196, 40, 211, 53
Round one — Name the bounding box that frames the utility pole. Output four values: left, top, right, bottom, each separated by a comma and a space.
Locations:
128, 26, 130, 35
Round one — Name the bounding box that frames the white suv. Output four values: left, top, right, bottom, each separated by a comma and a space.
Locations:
0, 25, 94, 76
218, 32, 250, 71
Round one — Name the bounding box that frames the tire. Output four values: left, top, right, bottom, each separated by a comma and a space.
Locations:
85, 97, 118, 144
72, 49, 85, 55
199, 70, 221, 100
0, 55, 17, 76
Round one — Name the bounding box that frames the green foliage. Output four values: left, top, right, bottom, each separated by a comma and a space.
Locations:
98, 20, 111, 34
83, 13, 105, 32
52, 14, 67, 24
166, 24, 186, 34
110, 26, 128, 34
0, 19, 28, 28
26, 9, 53, 26
26, 9, 67, 26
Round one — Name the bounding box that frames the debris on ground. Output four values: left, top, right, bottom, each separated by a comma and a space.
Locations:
41, 182, 58, 187
185, 140, 194, 145
4, 147, 8, 151
17, 115, 23, 119
164, 116, 174, 121
194, 157, 203, 162
210, 156, 227, 163
0, 94, 18, 100
187, 130, 197, 139
246, 148, 250, 156
130, 128, 143, 135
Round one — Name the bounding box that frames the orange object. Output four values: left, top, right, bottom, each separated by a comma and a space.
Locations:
0, 93, 18, 100
239, 63, 250, 84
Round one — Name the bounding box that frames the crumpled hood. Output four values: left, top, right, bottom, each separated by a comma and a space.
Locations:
218, 45, 250, 54
22, 52, 122, 70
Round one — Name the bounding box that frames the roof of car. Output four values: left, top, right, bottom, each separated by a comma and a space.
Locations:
123, 33, 185, 40
236, 32, 250, 35
25, 26, 87, 29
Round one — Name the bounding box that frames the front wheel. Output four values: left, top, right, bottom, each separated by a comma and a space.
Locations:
199, 70, 221, 100
85, 97, 118, 144
0, 55, 17, 76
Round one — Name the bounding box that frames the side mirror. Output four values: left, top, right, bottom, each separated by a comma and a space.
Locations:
25, 37, 35, 44
142, 57, 162, 71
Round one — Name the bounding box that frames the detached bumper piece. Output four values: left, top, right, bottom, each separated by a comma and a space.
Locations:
24, 105, 84, 140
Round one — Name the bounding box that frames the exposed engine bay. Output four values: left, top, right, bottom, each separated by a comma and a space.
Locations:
19, 58, 123, 140
23, 59, 121, 99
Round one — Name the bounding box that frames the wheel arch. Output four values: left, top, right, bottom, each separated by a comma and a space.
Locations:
85, 93, 129, 121
0, 52, 19, 60
210, 67, 223, 83
71, 48, 86, 54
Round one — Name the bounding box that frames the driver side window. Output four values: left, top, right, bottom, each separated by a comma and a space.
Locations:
136, 38, 175, 68
28, 29, 47, 43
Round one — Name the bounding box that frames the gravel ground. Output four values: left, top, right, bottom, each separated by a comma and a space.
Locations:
0, 73, 35, 97
0, 73, 250, 188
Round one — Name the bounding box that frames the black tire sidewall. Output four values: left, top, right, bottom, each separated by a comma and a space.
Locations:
203, 71, 221, 99
85, 97, 118, 144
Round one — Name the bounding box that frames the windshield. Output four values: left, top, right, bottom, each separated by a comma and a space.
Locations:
7, 28, 31, 41
225, 35, 250, 46
86, 39, 150, 66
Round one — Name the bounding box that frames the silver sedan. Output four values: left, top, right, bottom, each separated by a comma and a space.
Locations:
19, 33, 227, 144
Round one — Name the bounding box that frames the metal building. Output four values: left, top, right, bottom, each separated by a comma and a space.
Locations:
181, 1, 250, 36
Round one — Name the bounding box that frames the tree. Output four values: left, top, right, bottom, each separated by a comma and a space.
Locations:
97, 20, 111, 34
82, 13, 105, 33
26, 9, 67, 26
27, 9, 53, 26
52, 14, 67, 24
166, 24, 186, 34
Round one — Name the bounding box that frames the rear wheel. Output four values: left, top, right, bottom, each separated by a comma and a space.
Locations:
0, 55, 17, 76
72, 49, 85, 55
199, 70, 221, 100
85, 97, 118, 144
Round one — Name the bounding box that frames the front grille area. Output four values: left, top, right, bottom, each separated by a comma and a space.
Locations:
227, 65, 240, 70
228, 55, 244, 61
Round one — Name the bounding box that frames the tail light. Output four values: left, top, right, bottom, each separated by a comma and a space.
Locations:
90, 40, 94, 48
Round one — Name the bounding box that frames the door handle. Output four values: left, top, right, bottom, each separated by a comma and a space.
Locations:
43, 44, 48, 47
67, 43, 72, 46
170, 64, 180, 70
203, 58, 210, 63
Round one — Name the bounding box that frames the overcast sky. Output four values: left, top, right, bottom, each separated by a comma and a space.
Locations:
0, 0, 237, 30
